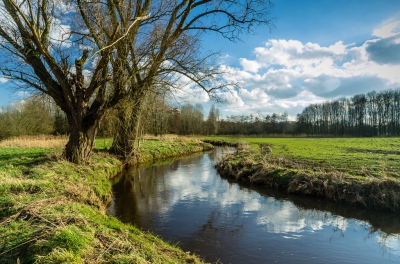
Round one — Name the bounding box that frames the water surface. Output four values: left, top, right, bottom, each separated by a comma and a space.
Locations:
108, 148, 400, 263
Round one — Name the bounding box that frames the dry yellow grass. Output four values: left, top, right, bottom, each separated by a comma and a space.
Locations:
142, 134, 201, 143
0, 134, 201, 149
143, 134, 179, 141
0, 135, 68, 148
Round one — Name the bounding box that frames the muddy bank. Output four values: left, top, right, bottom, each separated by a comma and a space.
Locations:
202, 139, 238, 147
215, 150, 400, 213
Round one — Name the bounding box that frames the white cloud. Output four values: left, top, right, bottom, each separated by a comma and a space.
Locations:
217, 89, 244, 106
239, 87, 271, 104
373, 21, 400, 38
49, 19, 72, 48
16, 91, 29, 98
54, 0, 75, 14
251, 39, 350, 76
212, 20, 400, 118
274, 89, 326, 108
328, 41, 348, 54
169, 16, 400, 119
170, 81, 211, 105
0, 77, 8, 83
239, 58, 261, 73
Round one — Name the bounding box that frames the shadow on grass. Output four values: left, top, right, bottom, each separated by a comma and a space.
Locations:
0, 148, 52, 168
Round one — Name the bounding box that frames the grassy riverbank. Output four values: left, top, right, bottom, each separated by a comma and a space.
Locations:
205, 137, 400, 213
0, 135, 210, 263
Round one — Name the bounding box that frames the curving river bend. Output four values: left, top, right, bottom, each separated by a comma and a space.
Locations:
107, 148, 400, 263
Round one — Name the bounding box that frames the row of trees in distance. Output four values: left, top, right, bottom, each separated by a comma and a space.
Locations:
0, 93, 292, 138
2, 88, 400, 139
297, 89, 400, 136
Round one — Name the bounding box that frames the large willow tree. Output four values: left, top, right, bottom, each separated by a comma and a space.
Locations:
108, 0, 275, 160
0, 0, 148, 163
0, 0, 274, 164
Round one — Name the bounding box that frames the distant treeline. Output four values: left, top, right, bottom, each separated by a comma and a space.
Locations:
2, 89, 400, 139
0, 95, 69, 140
217, 112, 295, 135
132, 100, 295, 136
216, 89, 400, 137
297, 89, 400, 136
0, 93, 220, 139
211, 89, 400, 137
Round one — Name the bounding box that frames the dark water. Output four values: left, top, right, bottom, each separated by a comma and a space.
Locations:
107, 148, 400, 264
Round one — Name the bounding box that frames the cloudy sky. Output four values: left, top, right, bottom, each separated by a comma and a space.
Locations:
192, 0, 400, 119
1, 0, 400, 120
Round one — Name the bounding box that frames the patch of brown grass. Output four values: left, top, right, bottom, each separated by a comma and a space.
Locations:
0, 135, 68, 149
142, 134, 202, 144
142, 134, 178, 141
236, 141, 250, 154
142, 134, 201, 142
176, 136, 201, 144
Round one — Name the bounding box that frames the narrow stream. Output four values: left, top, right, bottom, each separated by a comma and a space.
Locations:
107, 148, 400, 263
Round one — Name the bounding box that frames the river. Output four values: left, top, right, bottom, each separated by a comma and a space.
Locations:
107, 148, 400, 263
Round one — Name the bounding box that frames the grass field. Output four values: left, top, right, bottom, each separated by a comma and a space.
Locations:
206, 136, 400, 212
205, 136, 400, 179
0, 136, 207, 263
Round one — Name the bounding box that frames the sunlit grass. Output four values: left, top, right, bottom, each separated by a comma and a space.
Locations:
205, 136, 400, 179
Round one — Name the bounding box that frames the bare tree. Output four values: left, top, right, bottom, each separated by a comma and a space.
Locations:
179, 103, 205, 135
108, 0, 275, 160
0, 0, 149, 163
0, 0, 274, 163
206, 104, 219, 135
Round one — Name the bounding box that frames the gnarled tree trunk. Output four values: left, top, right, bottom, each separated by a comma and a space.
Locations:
64, 120, 100, 164
62, 107, 101, 163
110, 99, 143, 162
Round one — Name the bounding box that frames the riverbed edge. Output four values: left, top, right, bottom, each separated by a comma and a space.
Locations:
205, 139, 400, 213
0, 139, 212, 263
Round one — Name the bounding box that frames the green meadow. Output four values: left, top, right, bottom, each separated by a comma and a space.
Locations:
208, 136, 400, 212
206, 136, 400, 179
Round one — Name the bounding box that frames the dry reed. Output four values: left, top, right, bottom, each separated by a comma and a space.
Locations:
141, 134, 201, 143
0, 135, 68, 149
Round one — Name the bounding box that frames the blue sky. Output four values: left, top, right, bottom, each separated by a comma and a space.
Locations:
2, 0, 400, 120
189, 0, 400, 119
205, 0, 400, 60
